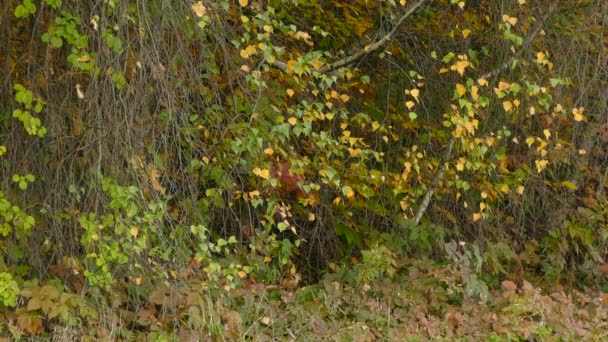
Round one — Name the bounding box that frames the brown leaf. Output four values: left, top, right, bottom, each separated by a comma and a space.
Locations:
501, 280, 517, 291
147, 164, 166, 194
178, 330, 201, 342
221, 309, 243, 339
596, 263, 608, 274
521, 280, 535, 294
17, 313, 44, 334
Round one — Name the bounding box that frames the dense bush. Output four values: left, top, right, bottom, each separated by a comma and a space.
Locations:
1, 0, 607, 338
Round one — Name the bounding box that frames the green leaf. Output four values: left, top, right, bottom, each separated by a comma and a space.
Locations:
111, 72, 127, 90
15, 5, 28, 18
44, 0, 62, 10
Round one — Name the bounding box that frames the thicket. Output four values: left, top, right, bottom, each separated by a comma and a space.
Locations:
1, 0, 607, 338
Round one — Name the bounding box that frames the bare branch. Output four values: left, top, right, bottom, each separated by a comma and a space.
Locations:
414, 137, 454, 225
271, 0, 430, 74
412, 3, 559, 225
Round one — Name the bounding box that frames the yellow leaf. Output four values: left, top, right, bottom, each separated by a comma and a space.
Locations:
471, 85, 479, 101
238, 271, 247, 278
348, 148, 362, 157
462, 29, 471, 39
578, 149, 587, 155
502, 15, 518, 26
439, 67, 449, 73
502, 101, 513, 112
495, 81, 510, 92
77, 55, 90, 63
543, 129, 551, 139
536, 51, 546, 64
343, 186, 355, 199
455, 84, 467, 97
238, 0, 249, 7
191, 1, 206, 17
130, 225, 140, 238
472, 213, 482, 222
410, 88, 420, 102
311, 59, 324, 70
481, 191, 488, 199
477, 78, 488, 86
405, 101, 415, 110
572, 107, 586, 122
286, 89, 295, 97
400, 0, 407, 5
479, 202, 486, 210
253, 167, 270, 180
239, 45, 256, 59
500, 184, 510, 193
288, 117, 297, 125
263, 148, 274, 156
202, 156, 210, 164
371, 121, 381, 131
516, 186, 525, 195
92, 233, 99, 241
340, 94, 350, 102
560, 181, 577, 190
450, 60, 470, 76
456, 161, 464, 171
308, 213, 315, 221
525, 137, 535, 147
535, 159, 548, 173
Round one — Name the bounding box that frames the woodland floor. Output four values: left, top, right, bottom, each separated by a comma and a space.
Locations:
6, 259, 607, 341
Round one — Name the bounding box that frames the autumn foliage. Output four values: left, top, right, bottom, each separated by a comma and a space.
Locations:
1, 0, 608, 338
